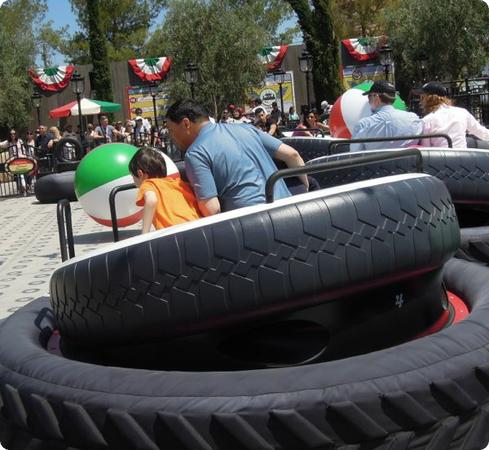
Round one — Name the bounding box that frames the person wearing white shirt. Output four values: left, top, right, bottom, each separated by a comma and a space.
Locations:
132, 108, 151, 131
416, 82, 489, 148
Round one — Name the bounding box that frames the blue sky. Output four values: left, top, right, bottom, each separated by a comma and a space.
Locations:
42, 0, 298, 65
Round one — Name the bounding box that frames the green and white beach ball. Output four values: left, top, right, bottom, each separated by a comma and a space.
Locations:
74, 143, 179, 227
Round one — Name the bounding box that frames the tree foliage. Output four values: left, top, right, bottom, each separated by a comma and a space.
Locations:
86, 0, 113, 101
284, 0, 342, 103
146, 0, 294, 116
385, 0, 489, 95
0, 0, 44, 130
331, 0, 398, 38
43, 0, 167, 64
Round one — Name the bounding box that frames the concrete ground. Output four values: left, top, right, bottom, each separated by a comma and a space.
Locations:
0, 194, 141, 450
0, 194, 140, 320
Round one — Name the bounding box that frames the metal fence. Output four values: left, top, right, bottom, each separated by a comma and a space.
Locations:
0, 134, 183, 199
0, 144, 38, 198
410, 77, 489, 126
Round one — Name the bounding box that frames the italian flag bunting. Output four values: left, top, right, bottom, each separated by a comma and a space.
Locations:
342, 38, 381, 62
128, 57, 172, 82
258, 45, 288, 72
28, 65, 75, 92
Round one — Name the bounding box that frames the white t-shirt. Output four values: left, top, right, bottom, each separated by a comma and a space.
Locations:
421, 104, 489, 148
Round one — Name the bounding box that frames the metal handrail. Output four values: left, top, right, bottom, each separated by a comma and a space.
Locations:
265, 148, 423, 203
329, 133, 452, 154
57, 199, 75, 262
109, 183, 136, 242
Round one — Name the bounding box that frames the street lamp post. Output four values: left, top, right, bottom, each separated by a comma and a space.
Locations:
184, 63, 199, 100
70, 71, 85, 141
273, 69, 286, 122
298, 51, 313, 111
148, 81, 160, 131
378, 44, 393, 83
418, 53, 428, 83
31, 89, 42, 127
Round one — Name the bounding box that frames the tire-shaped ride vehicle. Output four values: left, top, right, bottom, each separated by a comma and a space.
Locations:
308, 147, 489, 261
50, 173, 459, 346
55, 137, 84, 173
34, 170, 77, 203
1, 258, 489, 449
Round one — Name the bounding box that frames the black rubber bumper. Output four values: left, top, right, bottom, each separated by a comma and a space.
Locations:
49, 174, 460, 345
1, 258, 489, 449
34, 171, 77, 204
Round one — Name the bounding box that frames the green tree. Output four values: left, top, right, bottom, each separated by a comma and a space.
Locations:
331, 0, 398, 39
284, 0, 342, 103
385, 0, 489, 96
0, 0, 45, 130
146, 0, 294, 116
86, 0, 113, 101
67, 0, 166, 63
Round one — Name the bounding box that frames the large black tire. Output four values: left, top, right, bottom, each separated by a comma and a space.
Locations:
466, 136, 489, 150
2, 258, 489, 449
34, 171, 77, 203
456, 226, 489, 264
281, 136, 333, 161
308, 148, 489, 206
49, 174, 459, 345
55, 137, 84, 163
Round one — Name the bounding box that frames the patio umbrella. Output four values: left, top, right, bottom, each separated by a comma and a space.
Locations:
49, 98, 121, 118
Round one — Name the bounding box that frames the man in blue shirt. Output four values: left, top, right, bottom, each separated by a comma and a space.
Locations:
166, 99, 307, 216
350, 80, 423, 152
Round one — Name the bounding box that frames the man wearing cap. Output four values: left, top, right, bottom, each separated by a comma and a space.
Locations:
416, 81, 489, 148
350, 80, 423, 152
319, 100, 331, 124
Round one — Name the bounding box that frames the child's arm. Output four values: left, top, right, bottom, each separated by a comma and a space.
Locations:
141, 191, 158, 234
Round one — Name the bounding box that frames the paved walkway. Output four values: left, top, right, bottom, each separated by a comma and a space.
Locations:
0, 194, 139, 320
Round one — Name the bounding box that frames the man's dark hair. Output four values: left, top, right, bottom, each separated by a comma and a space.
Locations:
166, 99, 210, 123
135, 108, 143, 115
129, 147, 167, 178
254, 107, 266, 116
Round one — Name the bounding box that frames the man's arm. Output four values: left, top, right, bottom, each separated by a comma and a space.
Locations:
350, 120, 370, 152
274, 143, 308, 189
268, 122, 278, 136
185, 150, 221, 215
141, 191, 157, 233
197, 197, 221, 216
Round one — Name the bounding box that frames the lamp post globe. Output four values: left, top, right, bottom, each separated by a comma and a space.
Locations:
298, 51, 313, 111
148, 81, 160, 131
273, 69, 286, 123
379, 44, 393, 82
184, 63, 199, 99
70, 71, 85, 141
31, 90, 42, 127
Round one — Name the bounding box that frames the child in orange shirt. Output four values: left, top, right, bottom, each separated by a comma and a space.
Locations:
129, 147, 202, 233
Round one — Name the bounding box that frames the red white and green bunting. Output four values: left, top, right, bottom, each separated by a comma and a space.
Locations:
28, 65, 75, 92
258, 45, 288, 72
342, 38, 382, 62
128, 57, 172, 82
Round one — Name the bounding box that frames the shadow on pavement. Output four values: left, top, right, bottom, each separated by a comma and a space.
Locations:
74, 230, 140, 245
